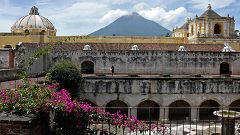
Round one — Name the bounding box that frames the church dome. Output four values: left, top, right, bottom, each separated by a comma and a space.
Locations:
11, 6, 56, 36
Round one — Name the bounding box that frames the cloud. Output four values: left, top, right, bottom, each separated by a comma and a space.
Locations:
138, 7, 189, 29
105, 0, 132, 5
1, 0, 239, 35
0, 19, 15, 32
99, 9, 129, 24
39, 2, 111, 35
133, 2, 149, 11
187, 0, 235, 9
51, 2, 109, 21
0, 0, 23, 16
0, 0, 24, 32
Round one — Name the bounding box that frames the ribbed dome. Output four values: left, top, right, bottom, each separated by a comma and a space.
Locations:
11, 6, 56, 33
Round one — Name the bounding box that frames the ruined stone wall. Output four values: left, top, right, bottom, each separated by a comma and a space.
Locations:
66, 51, 240, 75
16, 44, 240, 75
80, 77, 240, 107
15, 44, 47, 75
0, 69, 23, 82
0, 113, 49, 135
0, 49, 10, 68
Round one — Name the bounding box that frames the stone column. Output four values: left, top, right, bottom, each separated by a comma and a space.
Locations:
128, 107, 137, 117
191, 108, 199, 121
160, 107, 169, 121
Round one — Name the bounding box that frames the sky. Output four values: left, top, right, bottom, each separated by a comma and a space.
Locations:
0, 0, 239, 36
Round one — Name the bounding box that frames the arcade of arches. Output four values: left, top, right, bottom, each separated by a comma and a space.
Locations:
99, 99, 240, 121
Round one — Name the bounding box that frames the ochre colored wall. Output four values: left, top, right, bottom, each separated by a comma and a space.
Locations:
2, 34, 240, 52
0, 35, 50, 48
50, 36, 185, 44
0, 35, 186, 48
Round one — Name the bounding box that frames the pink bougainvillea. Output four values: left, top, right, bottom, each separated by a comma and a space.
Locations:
46, 88, 168, 133
0, 84, 168, 134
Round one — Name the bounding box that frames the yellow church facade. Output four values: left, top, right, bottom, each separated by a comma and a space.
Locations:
1, 5, 240, 51
173, 4, 240, 51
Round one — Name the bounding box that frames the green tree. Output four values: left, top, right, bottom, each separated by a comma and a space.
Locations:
48, 61, 82, 98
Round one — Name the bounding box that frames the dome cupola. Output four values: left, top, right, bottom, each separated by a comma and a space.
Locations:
11, 6, 56, 36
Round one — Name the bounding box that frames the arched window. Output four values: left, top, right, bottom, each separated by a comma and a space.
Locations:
214, 24, 221, 34
106, 100, 128, 116
169, 100, 191, 120
24, 29, 30, 35
137, 100, 159, 121
199, 100, 220, 120
81, 61, 94, 74
220, 62, 230, 75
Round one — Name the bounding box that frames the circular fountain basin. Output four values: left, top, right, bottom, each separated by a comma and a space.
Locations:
213, 110, 240, 118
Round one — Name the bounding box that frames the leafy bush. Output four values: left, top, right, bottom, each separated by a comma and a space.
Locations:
47, 61, 82, 98
0, 85, 51, 115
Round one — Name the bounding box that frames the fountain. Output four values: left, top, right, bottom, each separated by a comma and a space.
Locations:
214, 110, 240, 135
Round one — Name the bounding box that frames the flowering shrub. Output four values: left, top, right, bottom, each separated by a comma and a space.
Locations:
46, 87, 169, 134
0, 85, 51, 114
0, 83, 169, 134
0, 89, 19, 112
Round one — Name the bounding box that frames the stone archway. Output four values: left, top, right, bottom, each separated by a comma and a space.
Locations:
220, 62, 230, 75
169, 100, 191, 121
137, 100, 159, 121
106, 100, 128, 116
214, 24, 221, 34
199, 100, 220, 120
81, 61, 94, 74
229, 100, 240, 112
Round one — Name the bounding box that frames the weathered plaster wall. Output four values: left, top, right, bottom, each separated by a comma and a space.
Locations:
15, 45, 48, 75
53, 51, 240, 75
0, 49, 9, 68
80, 77, 240, 107
0, 69, 23, 82
16, 44, 240, 75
